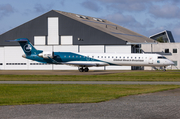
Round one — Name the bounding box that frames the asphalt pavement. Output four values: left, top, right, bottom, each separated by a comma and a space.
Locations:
0, 88, 180, 119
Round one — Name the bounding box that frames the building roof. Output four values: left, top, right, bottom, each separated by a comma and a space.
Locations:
54, 10, 155, 44
149, 30, 175, 43
0, 10, 155, 46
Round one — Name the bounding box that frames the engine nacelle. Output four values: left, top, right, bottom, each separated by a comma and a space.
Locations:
38, 52, 54, 59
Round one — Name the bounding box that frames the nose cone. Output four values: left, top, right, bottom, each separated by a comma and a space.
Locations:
169, 60, 174, 65
22, 54, 26, 58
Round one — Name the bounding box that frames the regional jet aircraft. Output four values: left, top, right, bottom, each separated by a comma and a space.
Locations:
8, 38, 174, 72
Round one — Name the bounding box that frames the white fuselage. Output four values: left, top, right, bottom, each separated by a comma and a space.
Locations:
64, 53, 174, 67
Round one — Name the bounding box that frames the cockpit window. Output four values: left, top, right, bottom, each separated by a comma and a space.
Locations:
158, 56, 167, 59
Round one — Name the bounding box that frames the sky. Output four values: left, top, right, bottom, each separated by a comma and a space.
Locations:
0, 0, 180, 42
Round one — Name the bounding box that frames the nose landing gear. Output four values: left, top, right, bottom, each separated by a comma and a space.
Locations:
79, 67, 89, 72
163, 66, 166, 71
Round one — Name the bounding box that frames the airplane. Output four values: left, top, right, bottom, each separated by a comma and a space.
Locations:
7, 38, 174, 72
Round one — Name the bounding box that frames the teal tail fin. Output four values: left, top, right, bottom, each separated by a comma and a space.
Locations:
7, 38, 43, 56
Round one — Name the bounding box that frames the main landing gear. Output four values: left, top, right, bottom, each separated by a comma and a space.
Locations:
79, 67, 89, 72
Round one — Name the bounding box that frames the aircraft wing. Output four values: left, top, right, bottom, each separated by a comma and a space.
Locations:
62, 61, 109, 67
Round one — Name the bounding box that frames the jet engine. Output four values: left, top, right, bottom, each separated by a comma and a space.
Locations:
38, 52, 54, 59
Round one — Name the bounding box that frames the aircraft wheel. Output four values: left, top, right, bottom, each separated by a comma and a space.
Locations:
84, 68, 89, 72
79, 68, 84, 72
163, 66, 166, 71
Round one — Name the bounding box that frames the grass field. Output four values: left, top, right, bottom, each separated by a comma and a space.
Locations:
0, 84, 179, 105
0, 71, 180, 81
0, 71, 180, 105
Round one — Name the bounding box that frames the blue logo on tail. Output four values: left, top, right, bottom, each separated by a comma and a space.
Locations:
24, 44, 32, 52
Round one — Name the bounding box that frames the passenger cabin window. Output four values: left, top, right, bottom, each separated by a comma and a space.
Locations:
173, 49, 177, 53
165, 49, 169, 53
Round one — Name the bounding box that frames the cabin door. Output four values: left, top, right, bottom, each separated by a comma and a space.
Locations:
148, 57, 153, 64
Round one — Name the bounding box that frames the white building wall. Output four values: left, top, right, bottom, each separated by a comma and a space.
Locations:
0, 47, 4, 70
4, 46, 28, 70
105, 45, 131, 70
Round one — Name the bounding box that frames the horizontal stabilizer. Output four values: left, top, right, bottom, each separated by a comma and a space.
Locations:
6, 38, 29, 42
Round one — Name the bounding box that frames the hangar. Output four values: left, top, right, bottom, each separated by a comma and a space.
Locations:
0, 10, 155, 70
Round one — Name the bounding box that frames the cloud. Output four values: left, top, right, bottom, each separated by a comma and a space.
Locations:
149, 4, 180, 19
0, 4, 15, 20
34, 3, 54, 13
104, 13, 154, 29
106, 1, 146, 12
171, 23, 180, 42
103, 12, 158, 38
81, 1, 101, 12
95, 0, 180, 13
143, 19, 154, 28
95, 0, 160, 12
60, 1, 65, 6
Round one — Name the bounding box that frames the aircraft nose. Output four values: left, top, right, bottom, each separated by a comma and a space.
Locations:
169, 60, 174, 65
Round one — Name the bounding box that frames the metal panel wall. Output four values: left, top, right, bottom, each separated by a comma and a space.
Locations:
28, 46, 53, 70
4, 46, 28, 70
53, 45, 78, 70
61, 36, 73, 45
34, 36, 46, 45
105, 45, 131, 70
0, 47, 4, 70
48, 17, 59, 45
